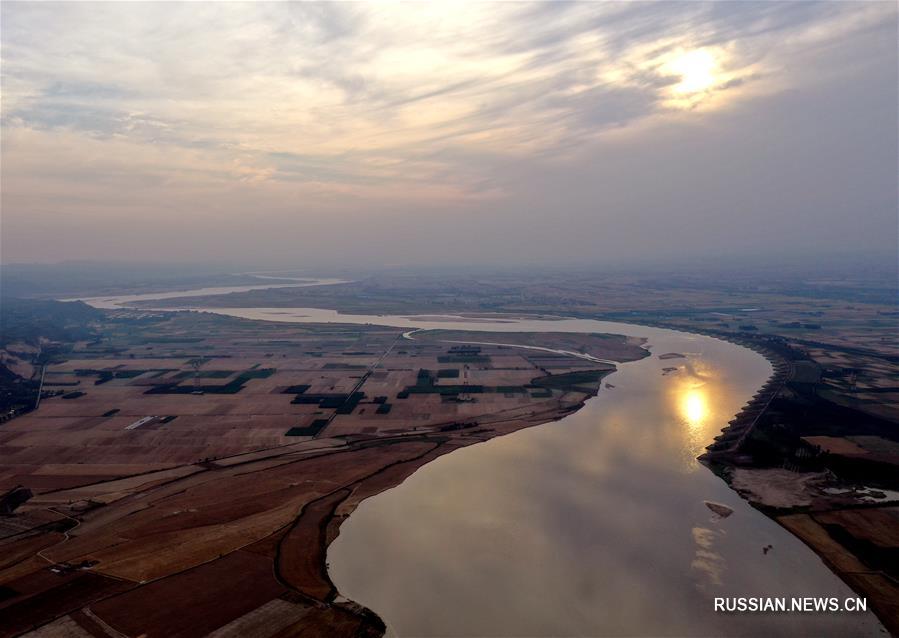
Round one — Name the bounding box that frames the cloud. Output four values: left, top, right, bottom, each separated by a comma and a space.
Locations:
1, 1, 895, 265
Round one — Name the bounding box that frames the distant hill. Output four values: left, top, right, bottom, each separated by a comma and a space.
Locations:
0, 261, 288, 297
0, 298, 103, 348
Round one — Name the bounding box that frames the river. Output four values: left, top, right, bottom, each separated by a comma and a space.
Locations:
66, 277, 349, 309
75, 283, 884, 637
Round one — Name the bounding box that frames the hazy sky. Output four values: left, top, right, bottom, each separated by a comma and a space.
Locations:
1, 1, 896, 268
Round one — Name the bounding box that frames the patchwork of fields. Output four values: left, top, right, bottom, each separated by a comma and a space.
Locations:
0, 311, 645, 637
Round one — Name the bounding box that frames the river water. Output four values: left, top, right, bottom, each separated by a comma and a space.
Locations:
67, 277, 349, 309
75, 285, 884, 637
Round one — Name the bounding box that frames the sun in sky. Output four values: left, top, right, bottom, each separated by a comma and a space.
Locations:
659, 47, 729, 109
668, 49, 720, 94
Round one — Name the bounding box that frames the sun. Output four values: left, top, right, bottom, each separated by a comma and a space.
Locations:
682, 388, 709, 426
666, 48, 720, 95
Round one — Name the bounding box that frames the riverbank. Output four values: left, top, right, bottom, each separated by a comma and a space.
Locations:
668, 326, 899, 635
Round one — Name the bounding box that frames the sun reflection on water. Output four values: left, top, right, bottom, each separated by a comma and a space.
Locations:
672, 364, 717, 472
682, 389, 709, 426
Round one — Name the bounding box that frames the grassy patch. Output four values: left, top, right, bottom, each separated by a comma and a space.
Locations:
438, 355, 490, 363
283, 384, 311, 394
145, 368, 275, 395
530, 370, 609, 392
172, 370, 235, 380
285, 419, 329, 437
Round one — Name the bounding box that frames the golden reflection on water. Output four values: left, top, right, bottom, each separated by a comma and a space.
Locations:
672, 361, 720, 471
682, 388, 709, 426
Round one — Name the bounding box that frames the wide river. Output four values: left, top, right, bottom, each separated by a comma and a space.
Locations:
77, 283, 884, 637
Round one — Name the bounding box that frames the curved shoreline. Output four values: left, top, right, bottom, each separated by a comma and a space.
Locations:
322, 323, 883, 637
320, 326, 753, 636
268, 388, 612, 636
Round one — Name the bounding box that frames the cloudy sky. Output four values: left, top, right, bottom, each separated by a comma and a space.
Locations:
1, 1, 896, 267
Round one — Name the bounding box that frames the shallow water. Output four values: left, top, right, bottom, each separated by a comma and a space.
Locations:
75, 290, 885, 636
69, 278, 349, 309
